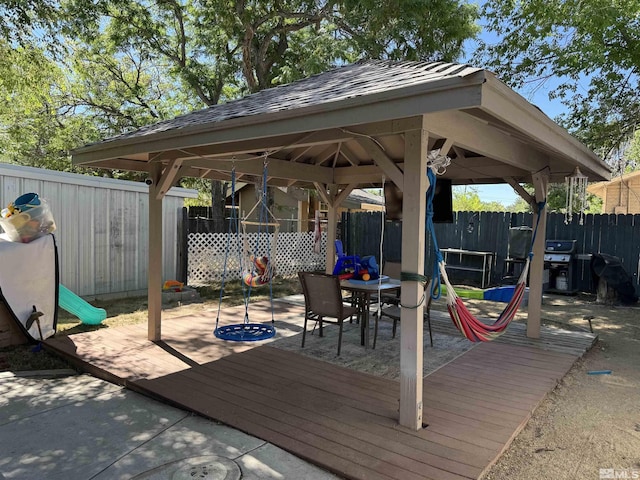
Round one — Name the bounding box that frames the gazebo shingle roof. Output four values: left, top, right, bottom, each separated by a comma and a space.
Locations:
108, 60, 483, 143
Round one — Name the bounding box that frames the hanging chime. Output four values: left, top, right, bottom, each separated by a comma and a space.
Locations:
565, 166, 589, 225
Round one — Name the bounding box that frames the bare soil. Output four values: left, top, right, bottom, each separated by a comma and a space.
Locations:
479, 294, 640, 480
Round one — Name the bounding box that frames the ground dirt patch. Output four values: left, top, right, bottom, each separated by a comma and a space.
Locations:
476, 294, 640, 480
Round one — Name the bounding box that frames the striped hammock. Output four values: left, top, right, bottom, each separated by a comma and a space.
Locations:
438, 256, 531, 342
425, 164, 543, 343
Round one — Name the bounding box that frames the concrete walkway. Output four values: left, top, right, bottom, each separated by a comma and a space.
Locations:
0, 371, 340, 480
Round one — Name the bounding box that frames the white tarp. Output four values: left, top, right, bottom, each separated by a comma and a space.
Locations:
0, 234, 57, 340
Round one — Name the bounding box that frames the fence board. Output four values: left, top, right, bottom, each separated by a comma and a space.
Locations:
633, 216, 640, 284
339, 211, 640, 294
617, 215, 634, 286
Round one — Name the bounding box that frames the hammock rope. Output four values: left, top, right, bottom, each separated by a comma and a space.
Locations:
426, 167, 545, 342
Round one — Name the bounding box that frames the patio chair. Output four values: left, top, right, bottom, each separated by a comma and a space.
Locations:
374, 262, 433, 348
298, 271, 358, 356
379, 260, 402, 306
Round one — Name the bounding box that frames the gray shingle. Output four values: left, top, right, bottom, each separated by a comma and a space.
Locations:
106, 60, 482, 143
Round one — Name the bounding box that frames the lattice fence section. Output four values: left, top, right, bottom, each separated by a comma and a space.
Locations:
188, 232, 327, 285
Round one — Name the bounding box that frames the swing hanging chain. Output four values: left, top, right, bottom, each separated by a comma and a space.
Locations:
260, 153, 276, 324
215, 166, 238, 329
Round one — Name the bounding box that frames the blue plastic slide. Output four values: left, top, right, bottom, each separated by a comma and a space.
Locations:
58, 284, 107, 325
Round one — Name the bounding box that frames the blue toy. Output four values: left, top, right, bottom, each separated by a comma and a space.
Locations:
358, 256, 380, 280
332, 240, 361, 276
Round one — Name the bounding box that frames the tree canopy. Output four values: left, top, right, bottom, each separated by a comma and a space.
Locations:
478, 0, 640, 166
0, 0, 479, 190
452, 186, 507, 212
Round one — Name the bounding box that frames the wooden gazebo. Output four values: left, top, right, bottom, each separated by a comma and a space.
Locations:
72, 60, 610, 430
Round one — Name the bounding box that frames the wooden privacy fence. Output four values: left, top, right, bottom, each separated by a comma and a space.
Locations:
342, 211, 640, 294
188, 232, 326, 285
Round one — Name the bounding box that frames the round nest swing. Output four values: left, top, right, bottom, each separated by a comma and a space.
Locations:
214, 323, 276, 341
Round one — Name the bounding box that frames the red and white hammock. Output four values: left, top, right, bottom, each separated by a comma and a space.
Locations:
438, 255, 531, 342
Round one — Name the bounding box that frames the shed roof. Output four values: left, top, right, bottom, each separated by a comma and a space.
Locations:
587, 170, 640, 197
72, 60, 611, 190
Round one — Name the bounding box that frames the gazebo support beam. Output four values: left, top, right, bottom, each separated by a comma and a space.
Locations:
399, 125, 428, 430
505, 176, 536, 210
148, 163, 164, 341
356, 137, 404, 189
527, 168, 549, 338
314, 183, 356, 274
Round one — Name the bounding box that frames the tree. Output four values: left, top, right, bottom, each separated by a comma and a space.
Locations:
452, 186, 506, 212
3, 0, 480, 229
478, 0, 640, 165
0, 41, 97, 171
63, 0, 480, 104
506, 196, 530, 213
0, 1, 58, 44
0, 39, 182, 180
503, 183, 602, 214
621, 129, 640, 174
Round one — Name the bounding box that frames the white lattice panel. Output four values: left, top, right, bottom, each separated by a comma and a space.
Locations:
188, 232, 327, 285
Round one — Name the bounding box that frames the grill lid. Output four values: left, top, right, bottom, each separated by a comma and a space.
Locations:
545, 240, 577, 254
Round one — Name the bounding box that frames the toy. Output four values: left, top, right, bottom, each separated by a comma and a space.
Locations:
1, 204, 17, 218
332, 240, 360, 276
0, 193, 56, 243
357, 256, 380, 281
333, 249, 381, 282
243, 255, 272, 287
163, 280, 184, 292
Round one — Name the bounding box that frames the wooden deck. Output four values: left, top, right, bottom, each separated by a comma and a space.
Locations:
45, 300, 596, 480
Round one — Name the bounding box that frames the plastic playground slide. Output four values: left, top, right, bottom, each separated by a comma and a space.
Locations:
58, 284, 107, 325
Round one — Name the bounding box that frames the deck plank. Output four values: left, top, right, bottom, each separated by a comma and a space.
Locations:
44, 300, 596, 480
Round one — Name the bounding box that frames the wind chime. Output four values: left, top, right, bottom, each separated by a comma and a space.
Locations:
565, 166, 589, 225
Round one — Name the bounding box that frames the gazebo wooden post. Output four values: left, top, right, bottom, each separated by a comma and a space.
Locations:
314, 183, 337, 274
314, 183, 356, 274
527, 169, 549, 338
325, 204, 338, 274
148, 181, 163, 341
399, 125, 429, 430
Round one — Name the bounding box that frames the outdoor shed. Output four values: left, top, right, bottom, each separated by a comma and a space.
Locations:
71, 60, 610, 430
588, 171, 640, 214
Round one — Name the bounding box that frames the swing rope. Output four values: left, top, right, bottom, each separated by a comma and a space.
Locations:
240, 157, 280, 290
256, 158, 276, 324
426, 167, 546, 342
214, 161, 277, 342
215, 166, 239, 330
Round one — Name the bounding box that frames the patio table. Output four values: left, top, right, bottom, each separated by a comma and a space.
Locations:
340, 278, 401, 348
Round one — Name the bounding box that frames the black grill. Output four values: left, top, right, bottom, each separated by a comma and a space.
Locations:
543, 240, 578, 294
